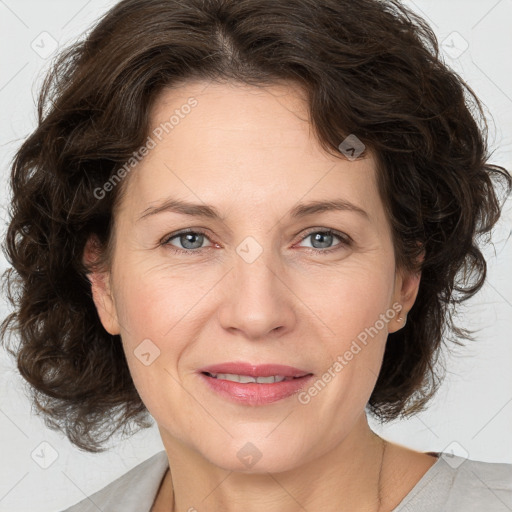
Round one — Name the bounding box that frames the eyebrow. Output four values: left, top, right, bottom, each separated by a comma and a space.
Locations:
137, 197, 369, 222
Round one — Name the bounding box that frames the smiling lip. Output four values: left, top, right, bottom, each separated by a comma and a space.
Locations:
199, 362, 311, 378
198, 362, 314, 405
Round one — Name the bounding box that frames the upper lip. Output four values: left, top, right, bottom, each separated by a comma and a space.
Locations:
199, 362, 312, 378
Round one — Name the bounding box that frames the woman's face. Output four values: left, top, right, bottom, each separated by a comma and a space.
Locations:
90, 80, 420, 473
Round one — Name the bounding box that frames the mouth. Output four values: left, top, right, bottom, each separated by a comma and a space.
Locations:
201, 372, 307, 384
197, 362, 314, 405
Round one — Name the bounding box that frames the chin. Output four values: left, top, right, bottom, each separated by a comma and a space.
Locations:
199, 435, 311, 474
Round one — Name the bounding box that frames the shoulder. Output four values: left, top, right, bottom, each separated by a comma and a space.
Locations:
395, 453, 512, 512
448, 455, 512, 510
59, 450, 169, 512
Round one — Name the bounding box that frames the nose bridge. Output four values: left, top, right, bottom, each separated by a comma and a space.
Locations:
217, 234, 295, 339
234, 237, 277, 297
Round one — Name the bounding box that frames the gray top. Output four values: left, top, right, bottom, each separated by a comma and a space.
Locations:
60, 450, 512, 511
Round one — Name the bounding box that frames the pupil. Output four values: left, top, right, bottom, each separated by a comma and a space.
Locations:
312, 232, 332, 249
182, 233, 202, 249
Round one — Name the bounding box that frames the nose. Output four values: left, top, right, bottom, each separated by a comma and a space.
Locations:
217, 248, 297, 341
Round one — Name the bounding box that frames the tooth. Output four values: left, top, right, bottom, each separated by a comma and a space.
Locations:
210, 373, 290, 384
238, 375, 257, 383
255, 376, 276, 384
215, 373, 257, 383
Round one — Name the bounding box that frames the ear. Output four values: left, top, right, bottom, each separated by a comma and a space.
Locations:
388, 249, 424, 333
83, 235, 121, 336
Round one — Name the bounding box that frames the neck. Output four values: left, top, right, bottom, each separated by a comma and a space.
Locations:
157, 416, 393, 512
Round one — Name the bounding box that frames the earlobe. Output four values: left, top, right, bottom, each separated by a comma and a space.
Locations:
399, 268, 422, 309
83, 235, 121, 336
389, 251, 424, 333
88, 271, 121, 335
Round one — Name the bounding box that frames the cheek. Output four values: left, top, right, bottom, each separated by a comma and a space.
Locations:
112, 257, 213, 340
301, 264, 394, 406
109, 260, 219, 397
110, 269, 205, 431
301, 260, 395, 340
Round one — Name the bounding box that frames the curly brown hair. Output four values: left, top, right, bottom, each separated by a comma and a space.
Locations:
1, 0, 510, 453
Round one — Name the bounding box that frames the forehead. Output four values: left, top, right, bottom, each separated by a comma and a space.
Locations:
149, 80, 315, 160
119, 80, 382, 224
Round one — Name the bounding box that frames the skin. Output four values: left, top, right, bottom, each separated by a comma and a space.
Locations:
85, 80, 437, 512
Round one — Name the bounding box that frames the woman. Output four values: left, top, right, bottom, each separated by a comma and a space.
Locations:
1, 0, 511, 511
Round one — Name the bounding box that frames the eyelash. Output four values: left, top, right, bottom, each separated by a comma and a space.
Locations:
160, 228, 352, 256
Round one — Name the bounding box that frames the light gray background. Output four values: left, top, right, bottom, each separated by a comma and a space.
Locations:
0, 1, 511, 511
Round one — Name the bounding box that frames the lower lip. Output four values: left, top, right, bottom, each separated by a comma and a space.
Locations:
199, 373, 314, 405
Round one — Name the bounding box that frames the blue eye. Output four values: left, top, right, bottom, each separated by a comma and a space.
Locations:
297, 229, 350, 253
161, 228, 351, 255
162, 230, 213, 253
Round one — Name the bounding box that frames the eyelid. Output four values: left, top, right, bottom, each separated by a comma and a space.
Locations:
161, 227, 352, 254
160, 228, 216, 248
292, 227, 352, 254
294, 227, 352, 245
